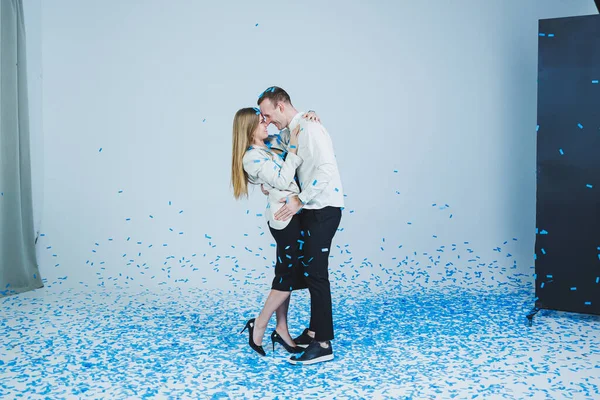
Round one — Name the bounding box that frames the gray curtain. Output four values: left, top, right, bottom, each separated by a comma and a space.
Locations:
0, 0, 42, 297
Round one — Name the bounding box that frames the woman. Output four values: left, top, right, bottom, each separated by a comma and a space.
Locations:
231, 107, 319, 356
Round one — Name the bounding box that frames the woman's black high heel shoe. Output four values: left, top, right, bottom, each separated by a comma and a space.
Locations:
271, 330, 304, 354
241, 318, 266, 356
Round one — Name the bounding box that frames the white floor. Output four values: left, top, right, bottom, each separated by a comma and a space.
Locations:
1, 286, 599, 399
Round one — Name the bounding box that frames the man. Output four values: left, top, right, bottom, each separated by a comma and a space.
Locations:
258, 86, 344, 365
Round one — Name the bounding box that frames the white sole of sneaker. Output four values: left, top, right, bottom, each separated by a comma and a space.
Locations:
287, 354, 334, 365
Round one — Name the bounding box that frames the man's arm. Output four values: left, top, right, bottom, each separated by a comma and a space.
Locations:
296, 124, 337, 205
273, 123, 337, 221
297, 152, 336, 204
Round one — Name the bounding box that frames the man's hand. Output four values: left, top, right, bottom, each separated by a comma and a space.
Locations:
274, 195, 303, 221
261, 184, 269, 196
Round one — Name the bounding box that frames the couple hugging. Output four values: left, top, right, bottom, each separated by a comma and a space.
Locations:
231, 86, 344, 365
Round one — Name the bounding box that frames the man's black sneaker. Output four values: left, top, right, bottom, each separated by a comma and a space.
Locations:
287, 340, 334, 365
293, 328, 313, 348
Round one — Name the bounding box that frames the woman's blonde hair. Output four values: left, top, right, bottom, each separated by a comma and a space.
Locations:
231, 107, 260, 199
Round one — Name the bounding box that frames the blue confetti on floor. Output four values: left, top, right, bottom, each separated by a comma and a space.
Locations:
1, 286, 599, 399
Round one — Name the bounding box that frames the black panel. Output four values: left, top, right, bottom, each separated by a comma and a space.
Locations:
535, 14, 600, 315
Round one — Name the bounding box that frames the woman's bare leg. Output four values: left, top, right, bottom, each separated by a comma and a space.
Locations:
274, 295, 297, 346
252, 289, 291, 346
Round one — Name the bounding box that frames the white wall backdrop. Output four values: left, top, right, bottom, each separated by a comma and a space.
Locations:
25, 0, 598, 294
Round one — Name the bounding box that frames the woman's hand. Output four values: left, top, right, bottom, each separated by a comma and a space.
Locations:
302, 110, 320, 123
288, 125, 302, 154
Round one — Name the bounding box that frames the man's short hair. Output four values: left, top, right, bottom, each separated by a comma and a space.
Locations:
257, 86, 293, 107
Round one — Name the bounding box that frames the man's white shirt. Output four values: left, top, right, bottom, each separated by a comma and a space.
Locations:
273, 111, 345, 210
